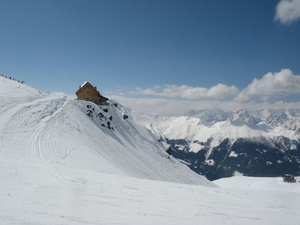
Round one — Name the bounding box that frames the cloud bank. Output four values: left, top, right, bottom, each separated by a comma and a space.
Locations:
108, 69, 300, 117
134, 69, 300, 102
275, 0, 300, 24
109, 95, 300, 117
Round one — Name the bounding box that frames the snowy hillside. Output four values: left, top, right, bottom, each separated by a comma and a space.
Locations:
1, 158, 299, 225
214, 175, 300, 192
0, 76, 212, 186
1, 76, 300, 224
132, 108, 300, 180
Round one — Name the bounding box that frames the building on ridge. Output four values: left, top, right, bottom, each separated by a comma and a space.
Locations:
76, 81, 108, 105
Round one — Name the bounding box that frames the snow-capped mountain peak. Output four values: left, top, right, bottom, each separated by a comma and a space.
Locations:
133, 107, 300, 180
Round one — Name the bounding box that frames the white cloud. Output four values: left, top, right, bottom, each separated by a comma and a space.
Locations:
134, 69, 300, 104
236, 69, 300, 102
275, 0, 300, 24
134, 84, 239, 100
207, 84, 239, 99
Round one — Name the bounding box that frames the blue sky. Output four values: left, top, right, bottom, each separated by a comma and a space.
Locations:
1, 0, 300, 116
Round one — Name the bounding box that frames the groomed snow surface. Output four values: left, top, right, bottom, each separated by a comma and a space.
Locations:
1, 77, 300, 224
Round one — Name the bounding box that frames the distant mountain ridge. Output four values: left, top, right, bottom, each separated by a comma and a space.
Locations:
185, 108, 300, 134
133, 108, 300, 180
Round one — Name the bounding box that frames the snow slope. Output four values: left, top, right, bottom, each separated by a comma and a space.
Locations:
1, 76, 300, 224
0, 76, 212, 185
1, 158, 300, 225
214, 176, 300, 192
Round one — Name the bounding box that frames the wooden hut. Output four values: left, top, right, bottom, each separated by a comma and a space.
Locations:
76, 81, 108, 105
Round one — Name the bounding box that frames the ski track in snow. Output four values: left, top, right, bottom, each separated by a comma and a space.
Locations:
1, 77, 300, 224
0, 94, 68, 162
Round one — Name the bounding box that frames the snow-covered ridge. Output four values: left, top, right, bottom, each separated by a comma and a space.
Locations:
0, 76, 213, 186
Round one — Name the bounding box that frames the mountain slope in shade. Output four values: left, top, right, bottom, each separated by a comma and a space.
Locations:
132, 108, 300, 180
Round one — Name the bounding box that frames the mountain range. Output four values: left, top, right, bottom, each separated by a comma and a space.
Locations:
133, 108, 300, 180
